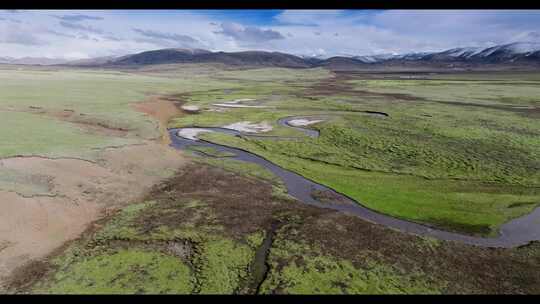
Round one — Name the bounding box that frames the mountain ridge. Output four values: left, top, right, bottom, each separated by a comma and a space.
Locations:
3, 42, 540, 70
71, 41, 540, 69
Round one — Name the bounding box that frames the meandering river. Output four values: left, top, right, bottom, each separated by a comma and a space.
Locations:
168, 116, 540, 248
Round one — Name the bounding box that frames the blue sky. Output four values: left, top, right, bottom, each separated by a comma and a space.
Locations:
1, 10, 540, 59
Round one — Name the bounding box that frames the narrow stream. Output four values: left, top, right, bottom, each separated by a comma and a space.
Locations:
168, 117, 540, 248
248, 222, 280, 294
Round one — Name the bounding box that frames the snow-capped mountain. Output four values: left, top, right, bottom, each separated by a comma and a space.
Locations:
353, 42, 540, 64
353, 53, 398, 63
433, 47, 484, 59
299, 54, 331, 60
467, 42, 540, 62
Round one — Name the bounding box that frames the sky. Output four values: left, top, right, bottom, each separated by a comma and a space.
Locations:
1, 9, 540, 59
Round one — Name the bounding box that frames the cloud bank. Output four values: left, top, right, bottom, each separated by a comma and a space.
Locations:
215, 22, 285, 44
0, 10, 539, 60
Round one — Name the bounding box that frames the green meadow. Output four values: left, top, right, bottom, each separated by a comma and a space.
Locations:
170, 69, 540, 236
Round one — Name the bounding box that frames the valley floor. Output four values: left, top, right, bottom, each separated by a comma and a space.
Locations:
0, 65, 539, 294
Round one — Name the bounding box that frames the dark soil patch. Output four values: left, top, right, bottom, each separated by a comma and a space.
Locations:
144, 164, 315, 240
303, 71, 421, 102
5, 260, 49, 292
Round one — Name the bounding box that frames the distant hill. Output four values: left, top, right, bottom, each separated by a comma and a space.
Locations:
3, 42, 540, 70
106, 48, 310, 68
102, 42, 540, 70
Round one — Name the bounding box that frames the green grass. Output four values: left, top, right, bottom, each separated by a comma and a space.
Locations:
0, 111, 137, 159
35, 249, 194, 294
194, 238, 254, 294
282, 162, 539, 235
94, 201, 155, 241
260, 237, 444, 294
349, 77, 540, 106
246, 231, 266, 249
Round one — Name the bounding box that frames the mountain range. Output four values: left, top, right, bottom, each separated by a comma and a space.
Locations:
2, 42, 540, 70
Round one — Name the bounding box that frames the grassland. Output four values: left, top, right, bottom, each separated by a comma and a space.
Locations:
0, 67, 234, 159
169, 70, 540, 236
0, 111, 138, 159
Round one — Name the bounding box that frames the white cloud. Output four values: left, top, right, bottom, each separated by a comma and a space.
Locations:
214, 22, 285, 44
59, 21, 104, 34
132, 28, 202, 48
270, 10, 540, 56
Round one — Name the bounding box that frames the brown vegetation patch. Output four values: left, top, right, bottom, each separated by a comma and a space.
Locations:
144, 164, 314, 240
0, 143, 188, 289
303, 72, 420, 102
132, 95, 184, 144
6, 260, 50, 292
